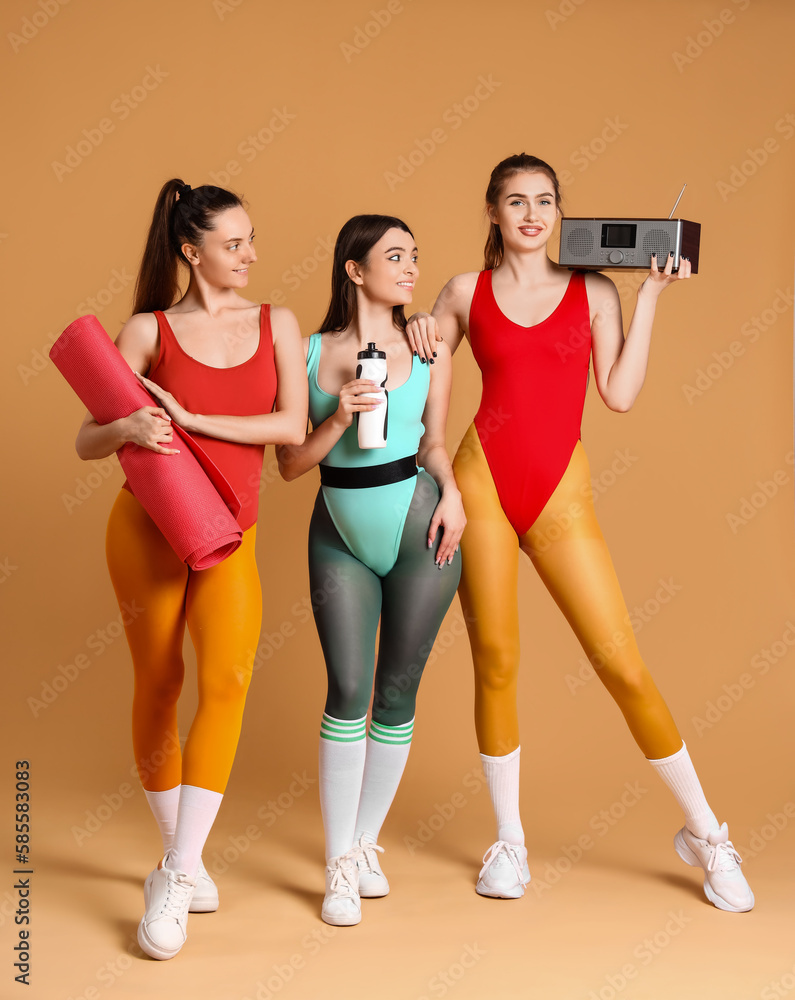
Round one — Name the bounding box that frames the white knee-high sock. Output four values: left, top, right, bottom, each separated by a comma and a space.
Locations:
648, 741, 719, 839
319, 713, 367, 862
354, 719, 414, 844
168, 785, 224, 879
144, 785, 181, 853
481, 746, 524, 846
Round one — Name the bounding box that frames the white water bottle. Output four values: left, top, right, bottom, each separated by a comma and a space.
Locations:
356, 342, 387, 449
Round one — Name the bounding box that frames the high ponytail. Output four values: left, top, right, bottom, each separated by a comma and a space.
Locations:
483, 153, 563, 270
132, 179, 244, 315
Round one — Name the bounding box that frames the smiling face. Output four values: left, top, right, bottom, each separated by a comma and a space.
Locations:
487, 170, 559, 255
180, 204, 257, 288
346, 226, 418, 308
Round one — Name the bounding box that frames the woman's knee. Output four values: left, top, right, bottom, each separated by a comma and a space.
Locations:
471, 634, 520, 693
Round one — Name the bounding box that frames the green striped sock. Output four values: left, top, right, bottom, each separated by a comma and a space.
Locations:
320, 712, 367, 743
368, 718, 414, 746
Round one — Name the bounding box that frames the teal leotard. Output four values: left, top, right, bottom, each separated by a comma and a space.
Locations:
306, 332, 430, 576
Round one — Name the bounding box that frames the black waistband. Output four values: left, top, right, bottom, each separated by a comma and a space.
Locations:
319, 455, 418, 490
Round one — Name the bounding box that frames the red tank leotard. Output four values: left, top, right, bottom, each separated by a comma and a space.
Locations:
469, 269, 591, 536
123, 304, 277, 531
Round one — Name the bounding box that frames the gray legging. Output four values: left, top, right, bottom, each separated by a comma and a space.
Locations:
308, 470, 461, 726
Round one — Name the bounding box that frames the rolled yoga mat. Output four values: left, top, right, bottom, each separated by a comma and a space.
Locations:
50, 314, 243, 570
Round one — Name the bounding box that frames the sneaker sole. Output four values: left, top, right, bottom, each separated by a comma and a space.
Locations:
475, 880, 525, 899
320, 909, 362, 926
673, 830, 755, 913
189, 896, 219, 913
137, 916, 184, 960
358, 875, 389, 898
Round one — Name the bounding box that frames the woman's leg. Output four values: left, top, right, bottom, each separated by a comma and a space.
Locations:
453, 425, 530, 897
522, 442, 753, 911
106, 489, 188, 796
355, 472, 461, 868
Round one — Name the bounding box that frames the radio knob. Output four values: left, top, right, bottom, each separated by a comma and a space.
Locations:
608, 250, 624, 264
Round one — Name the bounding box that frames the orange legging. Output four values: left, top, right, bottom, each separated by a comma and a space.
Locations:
105, 489, 262, 793
453, 423, 682, 760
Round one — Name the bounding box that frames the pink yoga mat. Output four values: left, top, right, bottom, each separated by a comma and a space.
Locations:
51, 315, 243, 570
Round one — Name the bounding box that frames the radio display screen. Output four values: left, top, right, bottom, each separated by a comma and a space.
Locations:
601, 224, 637, 248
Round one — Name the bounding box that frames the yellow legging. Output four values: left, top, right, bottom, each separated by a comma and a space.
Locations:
453, 423, 682, 760
105, 489, 262, 793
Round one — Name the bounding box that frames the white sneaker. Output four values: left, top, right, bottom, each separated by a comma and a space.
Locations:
189, 859, 219, 913
137, 856, 196, 960
321, 850, 361, 926
355, 836, 389, 898
674, 822, 754, 912
476, 841, 531, 899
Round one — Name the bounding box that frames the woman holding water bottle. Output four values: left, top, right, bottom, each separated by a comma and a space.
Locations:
276, 215, 465, 927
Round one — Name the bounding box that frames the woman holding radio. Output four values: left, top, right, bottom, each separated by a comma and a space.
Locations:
406, 153, 753, 912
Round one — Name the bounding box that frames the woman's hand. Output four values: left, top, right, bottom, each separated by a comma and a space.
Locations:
428, 488, 466, 567
123, 406, 180, 455
406, 312, 444, 363
639, 252, 692, 299
134, 372, 194, 428
331, 379, 384, 430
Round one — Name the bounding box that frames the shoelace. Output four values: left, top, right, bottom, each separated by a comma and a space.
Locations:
328, 852, 359, 899
160, 871, 195, 917
356, 837, 385, 873
708, 839, 743, 874
479, 841, 527, 885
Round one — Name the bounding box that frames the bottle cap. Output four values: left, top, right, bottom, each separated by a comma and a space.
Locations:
357, 342, 386, 360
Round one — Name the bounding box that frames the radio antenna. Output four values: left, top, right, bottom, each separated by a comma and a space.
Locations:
668, 183, 687, 219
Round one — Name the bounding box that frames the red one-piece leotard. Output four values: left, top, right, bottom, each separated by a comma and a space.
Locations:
123, 304, 277, 531
469, 269, 592, 536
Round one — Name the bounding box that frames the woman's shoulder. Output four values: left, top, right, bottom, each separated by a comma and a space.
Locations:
116, 311, 159, 347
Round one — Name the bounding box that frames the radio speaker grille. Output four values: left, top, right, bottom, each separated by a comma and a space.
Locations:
642, 229, 672, 258
566, 228, 594, 258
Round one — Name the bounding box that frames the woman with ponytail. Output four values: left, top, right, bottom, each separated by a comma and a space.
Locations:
75, 179, 307, 959
405, 154, 754, 912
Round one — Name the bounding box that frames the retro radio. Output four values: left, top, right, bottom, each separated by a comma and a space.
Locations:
557, 185, 700, 273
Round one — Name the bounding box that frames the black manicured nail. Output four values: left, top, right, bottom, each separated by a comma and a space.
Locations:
413, 350, 418, 356
669, 251, 674, 257
429, 358, 435, 364
651, 253, 656, 258
432, 351, 437, 357
420, 357, 426, 364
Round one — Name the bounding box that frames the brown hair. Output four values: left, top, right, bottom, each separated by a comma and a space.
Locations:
483, 153, 563, 270
132, 179, 244, 314
318, 215, 415, 334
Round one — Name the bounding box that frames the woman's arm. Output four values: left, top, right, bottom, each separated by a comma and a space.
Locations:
406, 273, 478, 361
74, 312, 177, 460
276, 372, 384, 482
417, 340, 466, 566
136, 306, 308, 446
590, 254, 692, 412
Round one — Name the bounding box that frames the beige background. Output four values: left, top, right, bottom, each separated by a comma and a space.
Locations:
2, 0, 794, 997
